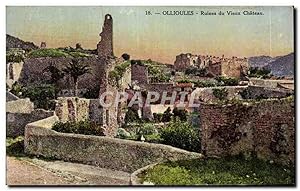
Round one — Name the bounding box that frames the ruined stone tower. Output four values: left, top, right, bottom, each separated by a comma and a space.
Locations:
97, 14, 113, 58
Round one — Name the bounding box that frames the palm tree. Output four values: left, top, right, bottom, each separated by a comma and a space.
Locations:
63, 59, 91, 97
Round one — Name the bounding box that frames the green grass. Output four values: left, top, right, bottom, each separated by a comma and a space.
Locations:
66, 51, 91, 58
6, 136, 26, 157
28, 48, 69, 58
28, 48, 92, 58
140, 156, 295, 185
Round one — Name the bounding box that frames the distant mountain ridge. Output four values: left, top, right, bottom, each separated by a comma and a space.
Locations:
248, 56, 275, 68
248, 53, 294, 77
6, 34, 38, 51
265, 53, 294, 77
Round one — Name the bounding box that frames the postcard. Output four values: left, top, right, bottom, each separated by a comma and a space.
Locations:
6, 6, 295, 186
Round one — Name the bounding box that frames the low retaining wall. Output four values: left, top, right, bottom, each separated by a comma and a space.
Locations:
25, 117, 203, 173
192, 86, 247, 102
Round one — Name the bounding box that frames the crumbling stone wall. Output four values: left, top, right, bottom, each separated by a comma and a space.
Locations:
174, 53, 200, 71
18, 56, 100, 96
192, 86, 247, 103
241, 85, 293, 99
174, 53, 248, 79
6, 62, 23, 88
131, 63, 149, 85
24, 117, 203, 173
97, 14, 113, 58
199, 97, 295, 164
55, 96, 119, 137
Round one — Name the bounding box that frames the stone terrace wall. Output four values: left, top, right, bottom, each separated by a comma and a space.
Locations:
24, 117, 203, 173
7, 109, 54, 137
131, 63, 148, 85
199, 97, 295, 164
249, 78, 294, 88
243, 85, 293, 99
192, 86, 247, 103
19, 56, 101, 92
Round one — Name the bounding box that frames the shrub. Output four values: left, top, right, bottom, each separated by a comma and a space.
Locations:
137, 123, 158, 136
12, 84, 57, 110
75, 43, 83, 50
144, 134, 163, 143
82, 86, 100, 99
121, 53, 130, 60
185, 67, 207, 77
24, 84, 56, 110
116, 128, 131, 139
162, 107, 172, 122
153, 113, 163, 122
172, 108, 188, 121
148, 64, 170, 83
67, 51, 91, 58
248, 67, 272, 79
124, 107, 140, 123
213, 88, 228, 100
6, 54, 24, 63
176, 79, 192, 83
52, 120, 105, 136
239, 88, 250, 99
215, 76, 239, 86
6, 136, 25, 157
194, 80, 217, 87
160, 118, 201, 152
6, 49, 25, 63
109, 61, 131, 87
131, 60, 143, 65
10, 82, 23, 97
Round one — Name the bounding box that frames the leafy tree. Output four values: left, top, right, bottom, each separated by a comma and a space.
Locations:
75, 43, 83, 50
160, 118, 201, 152
121, 53, 130, 60
162, 107, 172, 122
248, 67, 272, 79
173, 108, 188, 121
215, 76, 239, 86
213, 88, 228, 100
43, 63, 64, 84
43, 63, 64, 96
63, 59, 91, 97
124, 107, 140, 123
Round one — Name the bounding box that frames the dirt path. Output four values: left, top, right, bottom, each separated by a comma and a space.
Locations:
6, 156, 131, 186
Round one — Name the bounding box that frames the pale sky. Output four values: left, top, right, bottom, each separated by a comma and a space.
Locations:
6, 6, 294, 64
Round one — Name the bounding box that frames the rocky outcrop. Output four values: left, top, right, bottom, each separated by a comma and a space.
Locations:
6, 34, 38, 51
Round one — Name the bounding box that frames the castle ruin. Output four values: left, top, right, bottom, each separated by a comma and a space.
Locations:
97, 14, 114, 58
174, 53, 248, 79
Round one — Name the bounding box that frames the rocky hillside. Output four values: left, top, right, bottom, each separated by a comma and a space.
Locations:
265, 53, 294, 77
248, 53, 294, 77
248, 55, 275, 68
6, 34, 38, 51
